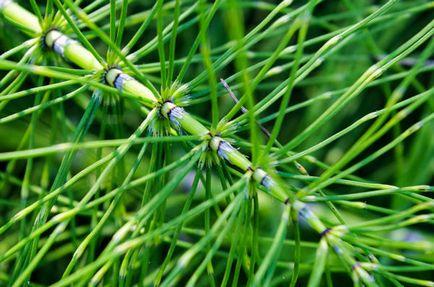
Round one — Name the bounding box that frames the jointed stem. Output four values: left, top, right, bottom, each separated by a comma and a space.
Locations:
2, 1, 431, 285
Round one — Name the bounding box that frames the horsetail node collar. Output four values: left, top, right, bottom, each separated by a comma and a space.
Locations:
209, 137, 236, 161
45, 30, 77, 57
161, 101, 185, 125
252, 168, 272, 189
320, 227, 332, 237
105, 68, 133, 90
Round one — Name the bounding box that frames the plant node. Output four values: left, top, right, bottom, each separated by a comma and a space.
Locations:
43, 29, 76, 57
208, 136, 236, 162
252, 168, 272, 189
104, 68, 132, 90
159, 101, 185, 125
148, 101, 181, 135
320, 227, 332, 237
207, 136, 273, 189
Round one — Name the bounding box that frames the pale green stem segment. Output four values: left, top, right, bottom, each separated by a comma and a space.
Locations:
160, 101, 209, 135
293, 200, 326, 233
176, 112, 210, 135
105, 68, 157, 103
44, 30, 103, 71
65, 43, 102, 70
0, 0, 41, 36
208, 136, 251, 170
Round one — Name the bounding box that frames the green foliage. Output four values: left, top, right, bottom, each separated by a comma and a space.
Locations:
0, 0, 433, 286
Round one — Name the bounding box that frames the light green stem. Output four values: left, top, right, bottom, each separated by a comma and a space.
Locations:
0, 1, 41, 36
44, 29, 103, 70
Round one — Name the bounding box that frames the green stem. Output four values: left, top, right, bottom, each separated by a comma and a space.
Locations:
0, 1, 41, 36
44, 29, 103, 70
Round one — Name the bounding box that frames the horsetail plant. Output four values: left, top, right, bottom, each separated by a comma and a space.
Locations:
0, 0, 433, 286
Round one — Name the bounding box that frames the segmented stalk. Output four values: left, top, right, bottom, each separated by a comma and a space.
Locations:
1, 1, 383, 283
0, 0, 352, 239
